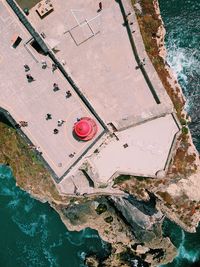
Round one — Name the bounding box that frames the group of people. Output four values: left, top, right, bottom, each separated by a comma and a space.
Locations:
53, 83, 72, 100
135, 58, 146, 69
24, 62, 58, 82
98, 2, 102, 12
16, 121, 28, 127
45, 114, 65, 134
24, 64, 35, 82
23, 59, 75, 138
24, 62, 72, 98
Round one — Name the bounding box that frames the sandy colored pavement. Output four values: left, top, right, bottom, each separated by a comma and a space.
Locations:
0, 0, 181, 194
0, 0, 104, 180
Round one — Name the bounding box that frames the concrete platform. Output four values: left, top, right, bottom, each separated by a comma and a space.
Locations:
28, 0, 174, 130
0, 0, 104, 180
84, 114, 180, 183
0, 0, 181, 195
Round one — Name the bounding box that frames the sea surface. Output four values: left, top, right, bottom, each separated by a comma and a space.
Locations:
159, 0, 200, 266
0, 165, 108, 267
0, 0, 200, 266
159, 0, 200, 152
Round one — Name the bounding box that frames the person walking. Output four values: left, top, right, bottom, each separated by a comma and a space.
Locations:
19, 121, 28, 127
66, 90, 72, 98
98, 2, 102, 11
52, 63, 57, 73
41, 61, 47, 69
53, 83, 59, 91
57, 119, 65, 126
53, 128, 59, 134
24, 64, 30, 72
46, 113, 52, 120
26, 74, 35, 82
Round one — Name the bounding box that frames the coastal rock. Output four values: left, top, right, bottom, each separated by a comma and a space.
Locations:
85, 256, 99, 267
53, 197, 134, 245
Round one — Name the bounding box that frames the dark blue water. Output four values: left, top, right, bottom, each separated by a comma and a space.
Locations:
0, 165, 107, 267
159, 0, 200, 266
160, 220, 200, 267
159, 0, 200, 151
1, 1, 200, 266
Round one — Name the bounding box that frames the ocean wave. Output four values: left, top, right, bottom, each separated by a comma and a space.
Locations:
65, 231, 86, 246
11, 212, 49, 237
49, 235, 64, 249
77, 251, 87, 267
179, 246, 199, 263
42, 246, 59, 267
174, 229, 199, 264
16, 242, 47, 267
165, 19, 200, 152
7, 198, 20, 208
24, 198, 35, 212
64, 228, 100, 247
12, 217, 38, 237
0, 186, 16, 197
166, 42, 200, 92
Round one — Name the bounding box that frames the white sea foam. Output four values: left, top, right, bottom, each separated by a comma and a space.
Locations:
12, 218, 38, 237
42, 246, 59, 267
79, 251, 86, 260
0, 187, 15, 196
132, 259, 139, 266
17, 242, 46, 267
78, 251, 87, 267
175, 229, 200, 264
11, 211, 49, 237
179, 246, 199, 263
65, 231, 85, 246
50, 235, 63, 248
7, 198, 20, 208
166, 39, 200, 111
64, 228, 100, 246
24, 199, 35, 212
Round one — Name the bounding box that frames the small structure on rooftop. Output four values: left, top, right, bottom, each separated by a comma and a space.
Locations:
36, 0, 54, 18
73, 117, 97, 141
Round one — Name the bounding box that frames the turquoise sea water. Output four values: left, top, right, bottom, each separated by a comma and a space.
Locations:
0, 1, 200, 266
0, 165, 108, 267
159, 0, 200, 151
160, 220, 200, 267
159, 0, 200, 266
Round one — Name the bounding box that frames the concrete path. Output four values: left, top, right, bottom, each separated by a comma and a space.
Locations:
0, 0, 104, 180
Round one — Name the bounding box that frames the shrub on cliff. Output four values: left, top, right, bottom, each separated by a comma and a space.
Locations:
95, 203, 107, 215
182, 126, 189, 135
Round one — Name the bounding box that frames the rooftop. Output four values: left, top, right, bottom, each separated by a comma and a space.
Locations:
0, 0, 104, 181
28, 0, 173, 130
0, 0, 180, 195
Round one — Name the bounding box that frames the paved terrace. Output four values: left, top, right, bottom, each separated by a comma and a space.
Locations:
57, 113, 180, 193
1, 0, 181, 195
0, 0, 104, 181
83, 114, 179, 184
28, 0, 174, 130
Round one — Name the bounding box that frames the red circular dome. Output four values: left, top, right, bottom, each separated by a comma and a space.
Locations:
74, 119, 92, 138
73, 117, 98, 141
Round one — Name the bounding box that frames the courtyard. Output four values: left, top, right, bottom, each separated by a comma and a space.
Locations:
0, 0, 104, 180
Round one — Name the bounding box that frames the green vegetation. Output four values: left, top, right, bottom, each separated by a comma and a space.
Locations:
0, 122, 64, 202
180, 118, 187, 126
135, 0, 185, 119
157, 191, 174, 205
132, 0, 197, 178
114, 175, 131, 185
15, 0, 41, 10
104, 216, 113, 223
182, 126, 189, 135
95, 203, 107, 215
98, 183, 108, 189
